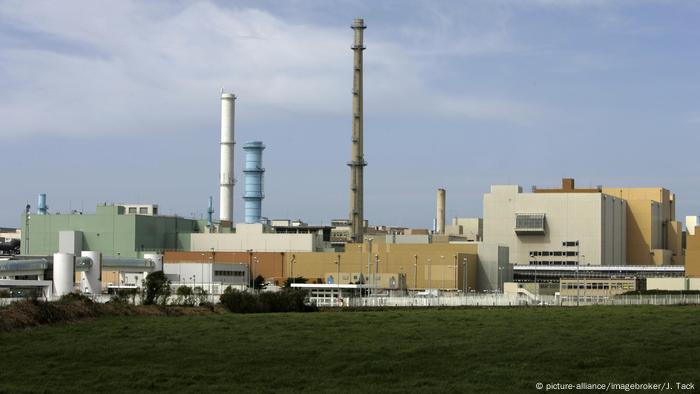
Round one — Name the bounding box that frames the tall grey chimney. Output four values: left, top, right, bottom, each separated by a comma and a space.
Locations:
348, 18, 367, 243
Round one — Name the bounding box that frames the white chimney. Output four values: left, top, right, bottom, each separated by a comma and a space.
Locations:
220, 92, 236, 227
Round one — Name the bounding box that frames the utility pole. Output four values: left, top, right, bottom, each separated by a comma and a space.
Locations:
366, 238, 373, 297
413, 255, 418, 292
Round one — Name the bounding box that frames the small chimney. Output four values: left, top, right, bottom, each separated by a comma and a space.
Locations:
436, 188, 446, 235
562, 178, 575, 191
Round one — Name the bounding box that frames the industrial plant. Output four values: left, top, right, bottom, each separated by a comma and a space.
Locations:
2, 18, 700, 307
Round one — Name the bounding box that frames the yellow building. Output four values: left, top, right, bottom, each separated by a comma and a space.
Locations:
685, 230, 700, 277
286, 240, 480, 291
601, 187, 683, 265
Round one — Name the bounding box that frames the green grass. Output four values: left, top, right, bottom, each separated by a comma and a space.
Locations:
1, 306, 699, 393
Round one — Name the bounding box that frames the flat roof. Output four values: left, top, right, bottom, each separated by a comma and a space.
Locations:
513, 265, 684, 272
291, 283, 372, 289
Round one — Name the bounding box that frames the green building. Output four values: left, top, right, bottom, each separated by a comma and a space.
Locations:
21, 205, 206, 258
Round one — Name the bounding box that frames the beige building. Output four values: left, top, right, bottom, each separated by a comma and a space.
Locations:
685, 228, 700, 277
602, 187, 683, 265
190, 223, 331, 252
646, 277, 700, 291
560, 277, 638, 301
286, 242, 484, 291
483, 183, 627, 266
446, 218, 482, 241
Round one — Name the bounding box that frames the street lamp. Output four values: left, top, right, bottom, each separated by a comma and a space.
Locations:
497, 266, 504, 293
366, 238, 373, 296
290, 254, 296, 285
462, 257, 468, 298
440, 256, 445, 290
247, 249, 254, 289
427, 258, 432, 291
334, 254, 341, 304
413, 255, 418, 292
453, 255, 458, 292
374, 253, 379, 295
252, 256, 259, 290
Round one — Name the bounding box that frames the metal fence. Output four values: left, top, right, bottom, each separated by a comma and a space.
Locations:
325, 294, 700, 308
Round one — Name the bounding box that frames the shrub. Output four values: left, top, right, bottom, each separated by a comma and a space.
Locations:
219, 287, 316, 314
176, 286, 195, 306
110, 289, 137, 304
143, 271, 171, 305
57, 292, 94, 304
283, 277, 308, 288
254, 275, 265, 290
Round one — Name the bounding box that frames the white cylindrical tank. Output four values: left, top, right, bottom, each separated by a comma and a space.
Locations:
53, 253, 74, 297
220, 93, 236, 227
81, 251, 102, 295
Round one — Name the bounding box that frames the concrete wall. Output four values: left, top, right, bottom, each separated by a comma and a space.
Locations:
282, 242, 480, 290
647, 277, 700, 291
476, 244, 510, 291
483, 185, 626, 265
190, 223, 326, 252
446, 218, 482, 241
602, 188, 681, 265
164, 251, 286, 283
685, 231, 700, 277
21, 205, 201, 257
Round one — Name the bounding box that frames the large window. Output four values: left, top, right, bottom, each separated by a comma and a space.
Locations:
515, 213, 545, 235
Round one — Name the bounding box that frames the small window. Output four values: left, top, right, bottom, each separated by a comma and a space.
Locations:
128, 207, 137, 214
139, 207, 148, 214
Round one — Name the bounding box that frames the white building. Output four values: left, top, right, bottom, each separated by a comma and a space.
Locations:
117, 204, 158, 216
686, 216, 700, 236
164, 262, 249, 295
483, 185, 626, 266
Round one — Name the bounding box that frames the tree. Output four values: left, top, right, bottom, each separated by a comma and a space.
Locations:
254, 275, 265, 290
143, 271, 171, 305
176, 285, 194, 306
283, 276, 308, 288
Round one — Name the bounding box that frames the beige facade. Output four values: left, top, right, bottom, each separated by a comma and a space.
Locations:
647, 277, 700, 291
560, 278, 637, 298
685, 229, 700, 277
286, 242, 479, 291
446, 218, 482, 241
483, 185, 626, 266
190, 223, 329, 252
602, 188, 683, 265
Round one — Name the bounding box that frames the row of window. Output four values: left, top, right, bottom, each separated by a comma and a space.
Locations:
515, 213, 545, 229
561, 283, 634, 290
530, 251, 578, 257
127, 207, 152, 214
528, 261, 579, 266
214, 270, 245, 277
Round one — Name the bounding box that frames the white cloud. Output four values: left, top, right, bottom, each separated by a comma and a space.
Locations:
0, 0, 544, 139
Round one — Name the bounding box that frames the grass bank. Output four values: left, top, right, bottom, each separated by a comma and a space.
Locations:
0, 306, 698, 393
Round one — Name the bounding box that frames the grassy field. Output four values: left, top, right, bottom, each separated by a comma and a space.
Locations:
1, 306, 698, 393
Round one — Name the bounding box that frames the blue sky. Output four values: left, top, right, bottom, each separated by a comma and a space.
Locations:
1, 0, 699, 228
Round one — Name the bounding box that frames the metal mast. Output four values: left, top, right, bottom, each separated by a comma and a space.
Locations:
348, 18, 367, 243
